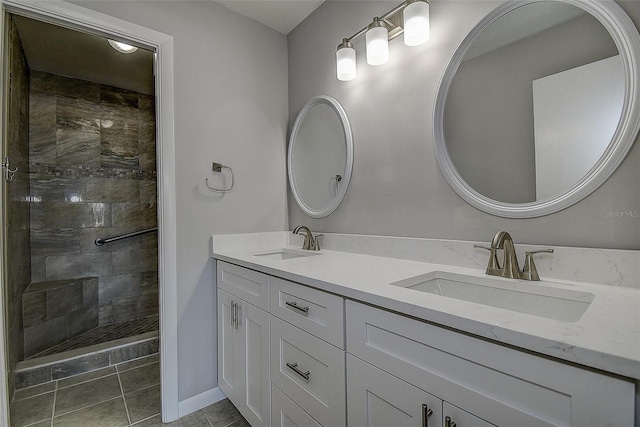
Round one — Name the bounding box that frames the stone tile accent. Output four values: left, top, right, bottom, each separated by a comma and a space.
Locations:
51, 352, 110, 381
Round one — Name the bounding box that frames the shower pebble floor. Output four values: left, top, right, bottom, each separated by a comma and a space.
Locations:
10, 354, 249, 427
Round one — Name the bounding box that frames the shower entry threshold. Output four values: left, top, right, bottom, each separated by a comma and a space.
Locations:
14, 325, 159, 390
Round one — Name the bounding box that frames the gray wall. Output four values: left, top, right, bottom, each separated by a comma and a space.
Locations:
287, 0, 640, 250
71, 0, 289, 402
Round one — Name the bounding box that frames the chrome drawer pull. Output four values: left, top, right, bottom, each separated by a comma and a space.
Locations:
422, 404, 433, 427
285, 300, 310, 316
286, 362, 310, 381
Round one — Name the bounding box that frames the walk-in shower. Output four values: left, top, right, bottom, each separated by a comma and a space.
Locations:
4, 14, 159, 397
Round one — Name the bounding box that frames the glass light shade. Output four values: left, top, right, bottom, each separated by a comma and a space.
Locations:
336, 46, 357, 81
108, 39, 139, 54
366, 26, 389, 66
403, 1, 430, 46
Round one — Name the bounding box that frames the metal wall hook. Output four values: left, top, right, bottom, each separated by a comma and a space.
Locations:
205, 162, 234, 192
2, 157, 18, 183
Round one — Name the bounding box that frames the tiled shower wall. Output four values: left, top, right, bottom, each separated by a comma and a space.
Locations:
6, 16, 31, 395
28, 71, 158, 331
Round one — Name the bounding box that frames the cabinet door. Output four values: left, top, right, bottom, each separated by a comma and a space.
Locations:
217, 289, 242, 402
217, 288, 270, 427
347, 354, 442, 427
241, 299, 271, 427
443, 402, 495, 427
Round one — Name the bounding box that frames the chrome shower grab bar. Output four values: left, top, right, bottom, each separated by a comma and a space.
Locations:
95, 227, 158, 246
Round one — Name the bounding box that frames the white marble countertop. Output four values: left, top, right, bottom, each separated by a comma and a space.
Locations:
211, 233, 640, 381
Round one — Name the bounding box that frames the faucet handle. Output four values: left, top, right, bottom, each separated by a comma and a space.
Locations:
313, 234, 324, 251
521, 249, 554, 281
474, 244, 501, 276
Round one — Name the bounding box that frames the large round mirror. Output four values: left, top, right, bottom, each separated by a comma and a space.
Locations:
288, 95, 354, 218
434, 0, 640, 218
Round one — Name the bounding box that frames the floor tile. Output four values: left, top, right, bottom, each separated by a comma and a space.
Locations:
54, 374, 122, 416
119, 362, 159, 394
53, 396, 129, 427
57, 366, 117, 388
12, 381, 55, 401
202, 399, 243, 427
117, 353, 159, 373
9, 392, 54, 427
125, 384, 161, 423
133, 410, 212, 426
228, 417, 251, 427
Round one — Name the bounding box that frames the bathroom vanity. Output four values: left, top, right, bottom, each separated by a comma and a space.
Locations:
213, 232, 639, 427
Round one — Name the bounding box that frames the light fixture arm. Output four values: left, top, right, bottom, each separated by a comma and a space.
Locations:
340, 0, 417, 45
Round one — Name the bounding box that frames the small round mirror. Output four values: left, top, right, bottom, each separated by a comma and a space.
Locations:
288, 96, 354, 218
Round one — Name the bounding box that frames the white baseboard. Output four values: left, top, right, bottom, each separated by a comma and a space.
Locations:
178, 387, 227, 418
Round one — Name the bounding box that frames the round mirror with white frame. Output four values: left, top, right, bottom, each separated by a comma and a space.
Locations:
288, 95, 354, 218
433, 0, 640, 218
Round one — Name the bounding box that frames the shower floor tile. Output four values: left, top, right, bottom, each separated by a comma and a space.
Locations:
10, 359, 248, 426
29, 316, 159, 358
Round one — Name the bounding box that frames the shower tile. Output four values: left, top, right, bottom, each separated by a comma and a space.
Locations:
112, 248, 158, 275
140, 272, 158, 294
99, 304, 113, 326
51, 353, 110, 381
101, 85, 140, 108
83, 278, 99, 306
9, 390, 54, 427
30, 202, 45, 230
99, 274, 142, 302
31, 256, 47, 283
56, 128, 101, 167
112, 203, 157, 228
111, 297, 138, 323
66, 305, 99, 337
54, 373, 121, 415
137, 294, 159, 318
29, 127, 57, 165
56, 95, 101, 133
15, 366, 52, 389
78, 203, 112, 228
47, 281, 84, 318
31, 229, 80, 256
45, 252, 113, 280
52, 397, 128, 427
79, 177, 140, 203
109, 339, 159, 364
141, 232, 158, 252
139, 180, 157, 204
56, 74, 100, 101
29, 175, 81, 202
119, 362, 159, 394
100, 103, 140, 169
24, 317, 67, 358
22, 291, 47, 328
30, 70, 57, 93
116, 354, 159, 373
125, 384, 161, 423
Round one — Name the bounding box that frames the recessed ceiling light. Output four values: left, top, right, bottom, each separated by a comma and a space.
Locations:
108, 39, 138, 54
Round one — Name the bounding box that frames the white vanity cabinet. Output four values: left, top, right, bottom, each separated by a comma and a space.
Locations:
346, 300, 635, 427
217, 262, 271, 427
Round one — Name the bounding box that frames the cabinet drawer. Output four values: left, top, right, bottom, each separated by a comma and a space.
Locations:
443, 401, 495, 427
217, 261, 269, 310
270, 277, 344, 348
346, 300, 635, 427
270, 316, 346, 427
271, 384, 322, 427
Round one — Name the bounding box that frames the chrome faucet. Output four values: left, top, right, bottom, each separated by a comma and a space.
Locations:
292, 225, 322, 251
475, 231, 554, 281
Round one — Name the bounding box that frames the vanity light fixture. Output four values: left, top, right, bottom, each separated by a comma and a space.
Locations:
108, 39, 139, 54
336, 0, 429, 81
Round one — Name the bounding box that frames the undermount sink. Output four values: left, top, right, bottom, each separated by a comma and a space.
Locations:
390, 271, 594, 322
253, 249, 320, 260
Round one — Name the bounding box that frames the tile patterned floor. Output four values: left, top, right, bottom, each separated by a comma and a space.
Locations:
10, 354, 249, 427
30, 316, 159, 359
